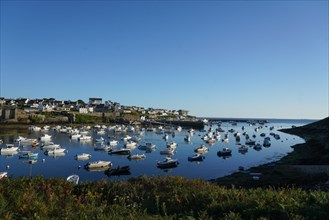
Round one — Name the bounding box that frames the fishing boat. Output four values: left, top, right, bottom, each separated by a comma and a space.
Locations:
15, 136, 38, 144
157, 157, 179, 169
66, 174, 79, 185
194, 144, 209, 153
45, 147, 66, 155
95, 137, 105, 143
78, 135, 92, 141
124, 140, 137, 148
39, 134, 52, 141
108, 140, 119, 146
108, 148, 131, 155
160, 148, 175, 155
85, 160, 112, 169
188, 153, 205, 162
217, 147, 232, 156
166, 141, 177, 148
19, 151, 38, 159
94, 144, 111, 151
41, 142, 61, 150
75, 153, 92, 160
127, 154, 146, 160
0, 144, 19, 153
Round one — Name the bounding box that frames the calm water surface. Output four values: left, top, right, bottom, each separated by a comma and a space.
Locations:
0, 119, 314, 181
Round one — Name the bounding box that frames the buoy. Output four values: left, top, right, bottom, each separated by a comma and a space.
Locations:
6, 165, 10, 169
42, 159, 46, 163
78, 165, 81, 169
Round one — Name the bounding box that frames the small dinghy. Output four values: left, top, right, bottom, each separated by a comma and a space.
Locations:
66, 174, 79, 185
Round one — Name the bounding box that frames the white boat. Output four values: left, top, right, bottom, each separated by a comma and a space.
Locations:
108, 148, 131, 155
94, 144, 111, 151
96, 129, 106, 135
160, 148, 175, 155
85, 160, 112, 169
166, 141, 177, 148
0, 144, 19, 153
121, 135, 132, 141
157, 157, 179, 168
79, 135, 92, 141
194, 144, 209, 153
15, 136, 38, 144
70, 134, 81, 139
206, 138, 216, 144
66, 174, 79, 185
42, 142, 61, 150
75, 153, 92, 160
124, 140, 137, 148
95, 137, 105, 143
127, 154, 146, 160
130, 136, 142, 142
45, 147, 66, 155
39, 134, 52, 141
109, 140, 119, 146
188, 153, 205, 162
0, 172, 8, 180
28, 126, 41, 131
176, 126, 182, 132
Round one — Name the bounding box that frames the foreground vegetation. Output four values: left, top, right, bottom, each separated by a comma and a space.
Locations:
0, 176, 328, 219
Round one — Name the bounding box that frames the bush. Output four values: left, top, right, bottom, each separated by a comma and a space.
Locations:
0, 176, 328, 219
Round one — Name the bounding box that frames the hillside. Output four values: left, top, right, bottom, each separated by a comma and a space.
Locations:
279, 117, 329, 165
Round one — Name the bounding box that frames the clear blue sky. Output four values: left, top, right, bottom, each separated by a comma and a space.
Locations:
1, 1, 328, 119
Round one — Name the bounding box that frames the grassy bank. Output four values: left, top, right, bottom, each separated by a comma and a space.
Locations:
0, 176, 328, 219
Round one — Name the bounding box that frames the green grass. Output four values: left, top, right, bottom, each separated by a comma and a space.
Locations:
0, 176, 328, 219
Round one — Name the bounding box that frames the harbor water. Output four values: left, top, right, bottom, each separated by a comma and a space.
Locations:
0, 119, 315, 181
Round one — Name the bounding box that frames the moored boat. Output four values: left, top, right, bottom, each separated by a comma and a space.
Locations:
85, 160, 112, 169
127, 154, 146, 160
188, 153, 205, 162
108, 148, 131, 155
19, 151, 38, 159
45, 147, 66, 155
166, 141, 177, 148
194, 144, 209, 153
217, 147, 232, 156
160, 148, 175, 155
0, 144, 19, 153
157, 157, 179, 168
75, 153, 92, 160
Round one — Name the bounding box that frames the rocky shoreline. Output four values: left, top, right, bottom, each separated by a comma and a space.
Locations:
216, 117, 329, 189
